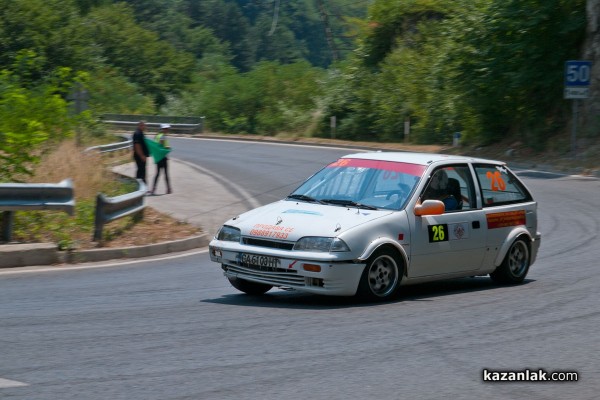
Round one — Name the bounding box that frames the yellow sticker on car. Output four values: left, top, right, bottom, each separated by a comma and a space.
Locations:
428, 224, 449, 242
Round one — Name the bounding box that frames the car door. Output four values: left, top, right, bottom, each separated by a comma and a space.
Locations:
408, 164, 487, 278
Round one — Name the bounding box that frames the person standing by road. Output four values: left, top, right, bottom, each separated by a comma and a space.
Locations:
132, 121, 150, 184
150, 123, 172, 195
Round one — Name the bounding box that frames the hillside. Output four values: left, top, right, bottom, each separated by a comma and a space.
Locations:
1, 0, 597, 186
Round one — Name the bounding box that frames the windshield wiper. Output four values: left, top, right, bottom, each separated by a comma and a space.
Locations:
321, 199, 379, 210
287, 194, 324, 204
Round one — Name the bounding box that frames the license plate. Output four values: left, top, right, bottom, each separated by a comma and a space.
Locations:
240, 253, 281, 271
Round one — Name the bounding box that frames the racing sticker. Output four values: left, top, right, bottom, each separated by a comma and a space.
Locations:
428, 223, 469, 242
282, 209, 323, 216
428, 224, 449, 242
486, 170, 507, 191
249, 223, 294, 239
449, 222, 469, 240
328, 158, 426, 177
486, 210, 526, 229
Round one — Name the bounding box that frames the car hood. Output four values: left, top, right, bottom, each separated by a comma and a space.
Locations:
225, 200, 394, 241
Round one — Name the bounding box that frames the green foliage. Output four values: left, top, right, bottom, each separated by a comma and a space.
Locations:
165, 61, 325, 135
11, 204, 93, 250
0, 70, 73, 181
361, 0, 454, 68
0, 0, 364, 139
0, 0, 589, 150
86, 67, 155, 114
323, 0, 586, 146
84, 3, 196, 106
456, 0, 586, 145
0, 0, 99, 79
130, 0, 365, 70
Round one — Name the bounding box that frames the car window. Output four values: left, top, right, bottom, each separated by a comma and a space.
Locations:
473, 164, 532, 206
312, 166, 371, 199
420, 165, 475, 212
290, 158, 426, 210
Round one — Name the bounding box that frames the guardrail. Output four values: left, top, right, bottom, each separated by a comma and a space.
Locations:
100, 114, 204, 134
93, 179, 147, 242
85, 139, 132, 154
0, 179, 75, 242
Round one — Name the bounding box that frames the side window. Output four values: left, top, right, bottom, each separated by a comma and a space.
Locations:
421, 165, 475, 212
474, 164, 532, 207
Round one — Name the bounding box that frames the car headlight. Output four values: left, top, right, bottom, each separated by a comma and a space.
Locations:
293, 237, 350, 252
216, 225, 241, 242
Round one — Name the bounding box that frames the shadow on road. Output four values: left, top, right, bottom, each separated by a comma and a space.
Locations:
201, 277, 535, 310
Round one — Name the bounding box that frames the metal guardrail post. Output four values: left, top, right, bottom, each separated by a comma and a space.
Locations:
1, 211, 14, 242
93, 193, 105, 243
93, 179, 147, 242
0, 179, 75, 243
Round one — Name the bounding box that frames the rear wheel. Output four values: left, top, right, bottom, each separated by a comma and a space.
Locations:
357, 248, 403, 301
490, 238, 530, 284
228, 277, 272, 295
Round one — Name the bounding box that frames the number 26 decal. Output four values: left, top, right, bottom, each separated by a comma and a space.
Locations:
428, 224, 449, 243
486, 171, 506, 191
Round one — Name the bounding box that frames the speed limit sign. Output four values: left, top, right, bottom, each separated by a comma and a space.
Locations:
565, 60, 591, 99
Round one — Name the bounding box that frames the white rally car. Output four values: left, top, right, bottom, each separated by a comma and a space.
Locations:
209, 152, 541, 300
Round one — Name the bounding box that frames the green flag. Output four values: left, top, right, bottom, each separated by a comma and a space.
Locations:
144, 138, 171, 163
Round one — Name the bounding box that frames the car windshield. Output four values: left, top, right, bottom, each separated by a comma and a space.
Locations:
288, 158, 426, 210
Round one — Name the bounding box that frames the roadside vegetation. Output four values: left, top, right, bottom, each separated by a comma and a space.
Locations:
6, 139, 199, 250
0, 0, 596, 248
0, 1, 591, 156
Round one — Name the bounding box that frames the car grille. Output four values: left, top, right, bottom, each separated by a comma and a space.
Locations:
242, 237, 294, 250
223, 264, 305, 287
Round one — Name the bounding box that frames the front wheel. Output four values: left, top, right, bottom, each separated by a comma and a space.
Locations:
228, 277, 272, 295
490, 238, 530, 284
357, 248, 403, 301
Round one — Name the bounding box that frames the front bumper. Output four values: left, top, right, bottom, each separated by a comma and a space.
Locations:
209, 241, 365, 296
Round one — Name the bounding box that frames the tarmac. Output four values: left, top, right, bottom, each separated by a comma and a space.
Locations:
0, 158, 251, 268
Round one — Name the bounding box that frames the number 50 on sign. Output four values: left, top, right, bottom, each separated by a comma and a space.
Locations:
565, 60, 591, 99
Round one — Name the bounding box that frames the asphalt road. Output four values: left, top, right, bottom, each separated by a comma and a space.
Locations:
1, 139, 599, 400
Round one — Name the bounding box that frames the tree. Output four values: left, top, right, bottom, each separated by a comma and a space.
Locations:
84, 3, 196, 106
582, 0, 600, 136
457, 0, 585, 145
0, 70, 73, 181
0, 0, 99, 81
321, 0, 586, 146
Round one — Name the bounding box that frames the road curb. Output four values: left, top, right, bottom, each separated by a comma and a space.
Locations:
0, 243, 60, 268
0, 234, 210, 268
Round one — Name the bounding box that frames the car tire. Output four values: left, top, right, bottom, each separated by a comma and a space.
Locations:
490, 237, 530, 284
228, 277, 273, 295
357, 248, 403, 301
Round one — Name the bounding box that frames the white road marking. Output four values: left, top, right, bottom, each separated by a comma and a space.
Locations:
0, 377, 28, 388
0, 249, 208, 276
178, 135, 371, 152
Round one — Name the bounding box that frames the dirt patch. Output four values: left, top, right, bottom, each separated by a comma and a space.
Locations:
91, 207, 202, 249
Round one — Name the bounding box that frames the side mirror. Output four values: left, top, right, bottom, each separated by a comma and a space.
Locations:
414, 200, 445, 216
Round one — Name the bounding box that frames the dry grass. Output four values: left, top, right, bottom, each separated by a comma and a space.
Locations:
33, 141, 112, 199
12, 139, 201, 249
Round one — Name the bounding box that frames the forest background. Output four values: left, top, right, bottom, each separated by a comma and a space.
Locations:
0, 0, 595, 183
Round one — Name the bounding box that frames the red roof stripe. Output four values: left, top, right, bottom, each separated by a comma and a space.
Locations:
328, 158, 426, 176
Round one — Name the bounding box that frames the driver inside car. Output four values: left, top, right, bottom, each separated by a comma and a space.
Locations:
422, 169, 460, 211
